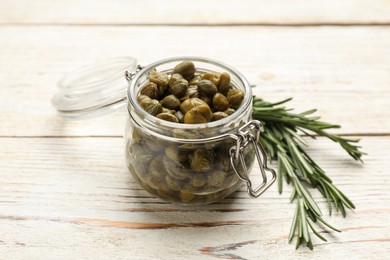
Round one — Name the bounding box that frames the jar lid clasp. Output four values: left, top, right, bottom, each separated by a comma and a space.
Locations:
229, 120, 277, 198
125, 65, 144, 82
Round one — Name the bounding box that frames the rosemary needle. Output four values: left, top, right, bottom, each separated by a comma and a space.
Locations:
252, 96, 364, 249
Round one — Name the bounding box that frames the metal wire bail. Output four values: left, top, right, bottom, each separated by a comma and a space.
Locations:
125, 65, 144, 82
229, 120, 277, 198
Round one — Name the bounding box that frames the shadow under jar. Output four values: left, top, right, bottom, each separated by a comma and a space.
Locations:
125, 57, 276, 205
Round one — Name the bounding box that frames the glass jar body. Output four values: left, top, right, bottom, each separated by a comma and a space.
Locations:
125, 57, 254, 205
125, 114, 255, 205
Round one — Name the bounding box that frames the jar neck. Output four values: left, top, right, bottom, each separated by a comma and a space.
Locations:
127, 57, 252, 142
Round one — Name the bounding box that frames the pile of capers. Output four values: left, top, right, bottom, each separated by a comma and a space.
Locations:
137, 61, 245, 124
126, 61, 254, 205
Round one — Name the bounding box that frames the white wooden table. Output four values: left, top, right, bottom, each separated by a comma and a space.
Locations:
1, 1, 389, 259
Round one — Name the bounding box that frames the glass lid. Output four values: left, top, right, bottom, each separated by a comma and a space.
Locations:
52, 56, 137, 118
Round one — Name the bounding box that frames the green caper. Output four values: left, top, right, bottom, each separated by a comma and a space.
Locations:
170, 78, 188, 98
139, 98, 163, 116
149, 70, 168, 87
156, 112, 179, 123
202, 72, 220, 86
212, 93, 229, 111
151, 176, 169, 191
148, 155, 165, 178
227, 88, 244, 109
165, 145, 189, 163
218, 72, 231, 95
180, 98, 207, 114
175, 110, 184, 123
224, 108, 235, 115
180, 192, 195, 202
140, 82, 159, 99
164, 156, 190, 180
184, 104, 212, 124
146, 139, 164, 152
197, 79, 218, 96
192, 175, 207, 187
137, 94, 151, 104
161, 94, 180, 110
165, 175, 182, 191
211, 111, 229, 121
189, 149, 215, 172
129, 143, 153, 164
162, 107, 176, 114
208, 171, 226, 187
173, 61, 196, 80
189, 74, 202, 85
199, 95, 212, 106
131, 128, 143, 143
168, 73, 183, 88
186, 85, 200, 98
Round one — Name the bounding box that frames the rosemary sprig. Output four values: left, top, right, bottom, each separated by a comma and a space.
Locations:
251, 96, 364, 249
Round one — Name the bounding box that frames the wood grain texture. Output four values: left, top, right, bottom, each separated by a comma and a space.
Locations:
0, 136, 388, 258
1, 0, 390, 25
0, 26, 389, 136
1, 1, 389, 258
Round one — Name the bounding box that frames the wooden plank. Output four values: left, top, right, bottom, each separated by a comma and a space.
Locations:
0, 136, 388, 258
1, 0, 390, 25
0, 26, 389, 136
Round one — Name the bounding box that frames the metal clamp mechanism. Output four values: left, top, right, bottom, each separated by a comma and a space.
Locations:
229, 120, 277, 198
125, 65, 144, 82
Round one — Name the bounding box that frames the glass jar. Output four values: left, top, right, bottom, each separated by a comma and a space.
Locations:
52, 56, 276, 205
125, 57, 276, 205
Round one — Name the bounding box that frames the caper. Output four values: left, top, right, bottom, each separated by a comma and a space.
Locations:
192, 175, 207, 188
208, 171, 226, 187
139, 98, 163, 116
175, 110, 184, 123
227, 88, 244, 109
218, 72, 231, 95
189, 149, 215, 172
189, 74, 202, 85
140, 82, 159, 99
211, 111, 229, 121
165, 145, 189, 163
150, 176, 169, 191
129, 143, 153, 164
180, 98, 208, 114
148, 155, 165, 178
184, 104, 212, 124
199, 95, 212, 106
144, 136, 164, 152
165, 175, 182, 191
168, 73, 183, 88
186, 85, 200, 98
180, 192, 196, 202
162, 107, 176, 114
149, 70, 168, 87
212, 93, 229, 111
172, 129, 202, 139
170, 78, 188, 98
173, 61, 196, 80
164, 156, 190, 180
137, 94, 151, 104
156, 112, 179, 123
197, 79, 218, 96
131, 128, 143, 143
161, 94, 181, 110
202, 72, 220, 86
224, 108, 235, 115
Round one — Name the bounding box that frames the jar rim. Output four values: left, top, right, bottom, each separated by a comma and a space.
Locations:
127, 56, 252, 133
